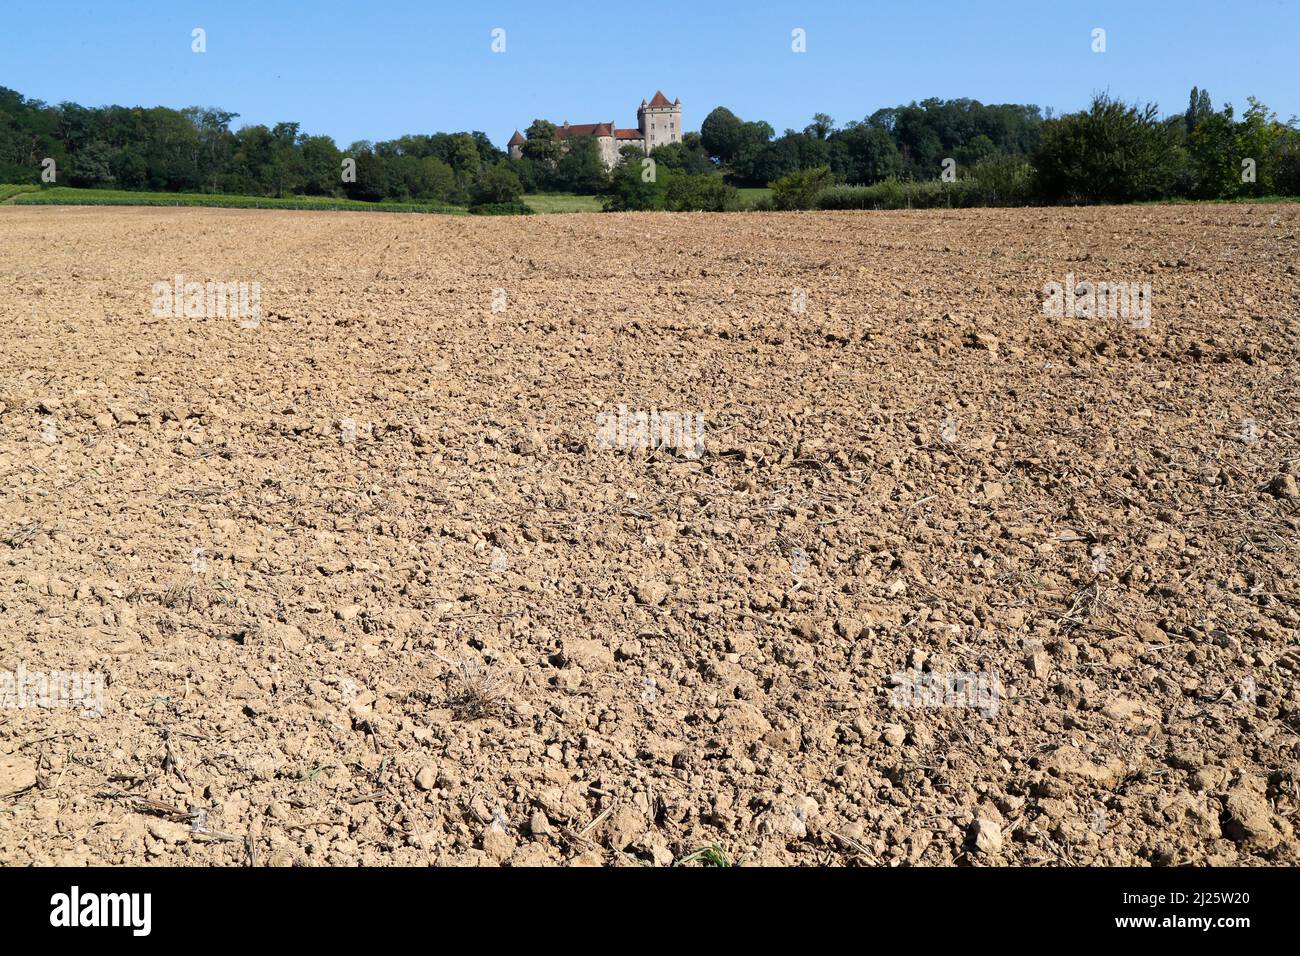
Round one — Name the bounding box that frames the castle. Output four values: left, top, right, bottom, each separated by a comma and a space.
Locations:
508, 91, 682, 169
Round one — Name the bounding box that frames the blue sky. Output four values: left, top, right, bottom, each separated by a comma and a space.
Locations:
3, 0, 1297, 149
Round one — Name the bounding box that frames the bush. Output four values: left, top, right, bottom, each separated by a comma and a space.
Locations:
471, 164, 524, 206
663, 172, 741, 212
770, 165, 836, 210
964, 157, 1036, 205
815, 178, 973, 210
816, 182, 898, 210
468, 201, 532, 215
602, 150, 665, 211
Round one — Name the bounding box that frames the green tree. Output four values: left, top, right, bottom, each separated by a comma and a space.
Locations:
732, 135, 796, 187
446, 133, 480, 174
184, 107, 237, 192
469, 131, 505, 166
956, 133, 997, 166
1188, 106, 1238, 198
1034, 94, 1182, 203
1235, 98, 1278, 196
835, 124, 903, 184
603, 145, 665, 210
420, 157, 457, 202
804, 113, 835, 140
141, 106, 202, 190
386, 154, 432, 200
700, 107, 744, 163
342, 144, 389, 202
299, 134, 342, 195
110, 147, 148, 189
267, 122, 306, 197
507, 155, 539, 192
556, 135, 608, 193
1185, 86, 1213, 133
651, 135, 715, 175
472, 163, 523, 205
521, 120, 561, 166
69, 140, 115, 187
1273, 126, 1300, 195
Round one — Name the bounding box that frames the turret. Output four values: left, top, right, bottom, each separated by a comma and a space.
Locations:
507, 129, 526, 160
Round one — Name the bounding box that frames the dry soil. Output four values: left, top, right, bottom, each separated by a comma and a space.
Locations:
0, 203, 1298, 866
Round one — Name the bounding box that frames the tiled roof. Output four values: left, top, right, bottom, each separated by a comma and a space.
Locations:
555, 123, 605, 139
646, 91, 672, 108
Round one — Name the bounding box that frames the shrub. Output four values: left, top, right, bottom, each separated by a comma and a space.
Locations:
468, 201, 532, 215
662, 173, 741, 212
964, 157, 1036, 205
814, 178, 976, 210
602, 154, 665, 211
471, 164, 524, 206
816, 182, 891, 210
770, 165, 836, 210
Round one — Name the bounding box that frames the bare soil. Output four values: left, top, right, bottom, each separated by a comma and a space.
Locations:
1, 203, 1297, 866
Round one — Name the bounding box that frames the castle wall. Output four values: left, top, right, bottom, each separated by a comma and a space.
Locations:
598, 136, 619, 169
512, 96, 678, 170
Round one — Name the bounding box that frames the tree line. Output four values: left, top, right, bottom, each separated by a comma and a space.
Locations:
0, 86, 519, 208
3, 84, 1297, 213
604, 90, 1300, 211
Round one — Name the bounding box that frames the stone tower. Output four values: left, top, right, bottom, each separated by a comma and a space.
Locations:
638, 91, 682, 152
507, 129, 526, 160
